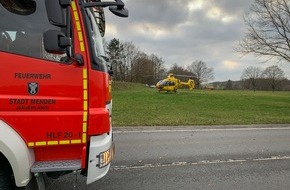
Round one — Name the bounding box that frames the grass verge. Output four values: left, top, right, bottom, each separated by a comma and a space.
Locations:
111, 82, 290, 126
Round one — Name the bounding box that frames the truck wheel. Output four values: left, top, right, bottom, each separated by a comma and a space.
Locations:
25, 175, 40, 190
0, 163, 15, 190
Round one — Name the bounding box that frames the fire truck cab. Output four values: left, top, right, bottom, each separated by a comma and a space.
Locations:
0, 0, 128, 189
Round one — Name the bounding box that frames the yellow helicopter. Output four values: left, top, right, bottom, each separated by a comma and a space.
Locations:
156, 73, 195, 93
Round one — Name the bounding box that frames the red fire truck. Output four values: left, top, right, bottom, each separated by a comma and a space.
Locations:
0, 0, 128, 189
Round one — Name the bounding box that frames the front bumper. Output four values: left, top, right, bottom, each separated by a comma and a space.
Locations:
86, 132, 114, 185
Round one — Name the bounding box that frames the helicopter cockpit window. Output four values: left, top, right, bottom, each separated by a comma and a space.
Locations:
159, 80, 175, 86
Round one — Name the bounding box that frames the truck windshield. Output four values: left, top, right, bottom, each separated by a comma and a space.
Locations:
0, 0, 66, 62
86, 8, 105, 57
85, 7, 108, 72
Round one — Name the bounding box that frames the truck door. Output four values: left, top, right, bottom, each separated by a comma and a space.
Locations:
0, 0, 86, 160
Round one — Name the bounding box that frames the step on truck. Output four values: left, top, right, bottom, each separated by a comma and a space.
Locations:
0, 0, 128, 189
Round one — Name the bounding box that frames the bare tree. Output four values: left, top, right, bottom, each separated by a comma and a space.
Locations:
187, 60, 214, 89
262, 65, 286, 91
131, 53, 153, 83
241, 66, 262, 91
121, 41, 140, 82
106, 38, 124, 80
236, 0, 290, 63
106, 39, 166, 84
150, 54, 166, 83
168, 63, 191, 76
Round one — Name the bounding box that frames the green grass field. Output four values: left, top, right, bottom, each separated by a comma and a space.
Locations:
111, 82, 290, 126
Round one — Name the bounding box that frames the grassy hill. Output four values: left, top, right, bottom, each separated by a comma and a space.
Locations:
111, 81, 290, 126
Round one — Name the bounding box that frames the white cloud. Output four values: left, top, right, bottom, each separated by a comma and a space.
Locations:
207, 7, 222, 19
104, 0, 290, 81
131, 22, 170, 39
222, 60, 240, 70
188, 0, 204, 11
106, 23, 118, 37
221, 16, 236, 24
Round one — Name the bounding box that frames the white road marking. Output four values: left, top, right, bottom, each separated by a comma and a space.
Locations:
114, 127, 290, 134
111, 156, 290, 170
253, 156, 290, 161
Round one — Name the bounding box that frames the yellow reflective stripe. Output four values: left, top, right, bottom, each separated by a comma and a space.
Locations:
83, 111, 88, 122
76, 22, 81, 31
35, 141, 46, 146
80, 42, 85, 52
83, 122, 87, 133
71, 139, 82, 144
83, 80, 88, 90
27, 139, 83, 147
72, 0, 85, 52
83, 90, 88, 100
59, 140, 70, 145
47, 141, 58, 145
83, 101, 88, 111
28, 142, 34, 147
82, 133, 87, 143
82, 68, 88, 143
74, 12, 79, 21
78, 32, 83, 41
71, 1, 77, 11
83, 69, 87, 78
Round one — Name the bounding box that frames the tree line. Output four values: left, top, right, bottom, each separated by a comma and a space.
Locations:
105, 38, 214, 88
105, 38, 289, 91
207, 65, 289, 91
105, 38, 166, 85
240, 65, 288, 91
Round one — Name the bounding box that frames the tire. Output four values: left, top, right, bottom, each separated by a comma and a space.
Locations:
0, 155, 39, 190
0, 162, 15, 190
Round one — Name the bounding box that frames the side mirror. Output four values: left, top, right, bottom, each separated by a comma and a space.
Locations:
83, 0, 129, 18
45, 0, 71, 26
43, 30, 71, 54
109, 6, 129, 17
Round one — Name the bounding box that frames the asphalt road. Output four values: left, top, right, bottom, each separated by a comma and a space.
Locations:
45, 125, 290, 190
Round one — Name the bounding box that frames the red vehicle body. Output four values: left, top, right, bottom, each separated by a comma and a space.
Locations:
0, 0, 128, 189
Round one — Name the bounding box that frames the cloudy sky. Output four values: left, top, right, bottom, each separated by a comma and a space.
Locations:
105, 0, 290, 82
